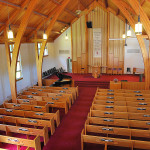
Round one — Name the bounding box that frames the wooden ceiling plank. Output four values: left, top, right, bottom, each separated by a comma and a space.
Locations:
127, 0, 150, 38
4, 0, 39, 101
112, 0, 149, 89
78, 0, 87, 8
141, 0, 146, 6
0, 0, 30, 33
105, 0, 108, 8
0, 0, 20, 8
57, 20, 70, 25
51, 0, 78, 17
36, 0, 71, 86
120, 0, 136, 16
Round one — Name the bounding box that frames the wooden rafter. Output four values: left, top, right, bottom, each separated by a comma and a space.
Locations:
4, 0, 39, 101
111, 0, 150, 89
79, 0, 87, 8
127, 0, 150, 38
36, 0, 71, 86
105, 0, 108, 8
141, 0, 146, 6
51, 0, 78, 18
120, 0, 136, 16
0, 0, 29, 33
0, 0, 47, 19
116, 9, 120, 16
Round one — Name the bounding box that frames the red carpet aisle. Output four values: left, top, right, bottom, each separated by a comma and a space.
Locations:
43, 87, 97, 150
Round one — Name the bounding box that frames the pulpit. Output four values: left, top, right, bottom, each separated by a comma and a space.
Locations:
92, 66, 100, 78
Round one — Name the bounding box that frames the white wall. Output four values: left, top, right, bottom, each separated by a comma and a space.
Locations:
124, 26, 149, 73
0, 42, 56, 104
42, 42, 56, 72
54, 27, 72, 71
0, 43, 38, 104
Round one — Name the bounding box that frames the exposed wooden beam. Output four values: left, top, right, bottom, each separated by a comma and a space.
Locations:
127, 0, 150, 38
79, 0, 87, 8
105, 0, 108, 8
57, 20, 70, 26
120, 0, 136, 16
0, 0, 30, 33
141, 0, 146, 6
36, 0, 71, 86
4, 0, 39, 101
0, 0, 48, 18
116, 9, 120, 16
112, 0, 150, 89
51, 0, 78, 18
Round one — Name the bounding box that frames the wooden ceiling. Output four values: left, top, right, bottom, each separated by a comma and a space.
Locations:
0, 0, 149, 43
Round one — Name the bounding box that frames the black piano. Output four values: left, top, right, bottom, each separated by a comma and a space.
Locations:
50, 72, 72, 87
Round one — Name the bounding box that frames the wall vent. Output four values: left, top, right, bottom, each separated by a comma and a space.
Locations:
127, 49, 140, 53
59, 50, 70, 54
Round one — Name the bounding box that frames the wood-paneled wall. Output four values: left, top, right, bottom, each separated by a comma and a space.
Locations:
72, 15, 87, 73
71, 8, 125, 74
108, 13, 125, 72
88, 7, 107, 73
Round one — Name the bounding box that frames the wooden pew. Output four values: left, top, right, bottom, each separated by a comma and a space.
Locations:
33, 85, 78, 97
0, 108, 60, 127
17, 95, 71, 109
16, 99, 68, 114
85, 118, 150, 139
92, 104, 150, 113
90, 109, 150, 121
18, 93, 73, 105
94, 95, 150, 102
0, 115, 55, 135
93, 99, 150, 107
22, 90, 74, 103
96, 91, 150, 97
0, 124, 48, 145
27, 88, 75, 103
0, 135, 41, 150
81, 129, 150, 150
3, 103, 49, 113
88, 116, 150, 130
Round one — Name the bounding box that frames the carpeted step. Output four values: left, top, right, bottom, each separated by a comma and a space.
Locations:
75, 81, 110, 88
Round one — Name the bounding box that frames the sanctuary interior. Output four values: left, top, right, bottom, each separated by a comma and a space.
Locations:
0, 0, 150, 150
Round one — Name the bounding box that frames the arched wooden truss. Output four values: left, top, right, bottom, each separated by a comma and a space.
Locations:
35, 0, 71, 86
111, 0, 150, 89
4, 0, 39, 101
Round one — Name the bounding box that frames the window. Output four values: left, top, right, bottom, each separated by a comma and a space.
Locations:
38, 43, 48, 56
9, 44, 23, 80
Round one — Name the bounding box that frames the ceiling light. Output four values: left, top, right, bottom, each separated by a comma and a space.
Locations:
8, 25, 14, 39
127, 25, 131, 37
135, 0, 142, 35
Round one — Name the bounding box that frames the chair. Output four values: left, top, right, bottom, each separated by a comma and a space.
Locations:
127, 67, 131, 74
113, 68, 117, 74
117, 68, 123, 75
107, 68, 113, 75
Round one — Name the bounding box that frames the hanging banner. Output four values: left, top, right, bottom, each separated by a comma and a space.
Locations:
93, 28, 102, 57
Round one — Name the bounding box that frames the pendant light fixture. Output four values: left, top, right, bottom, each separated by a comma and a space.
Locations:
43, 20, 47, 40
135, 0, 142, 35
76, 0, 81, 15
127, 25, 131, 37
65, 30, 68, 40
122, 19, 127, 39
7, 3, 13, 39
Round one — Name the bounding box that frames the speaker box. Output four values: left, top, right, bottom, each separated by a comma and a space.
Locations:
86, 21, 92, 28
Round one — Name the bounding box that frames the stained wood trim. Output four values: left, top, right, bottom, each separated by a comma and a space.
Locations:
4, 0, 39, 101
36, 0, 71, 86
111, 0, 149, 89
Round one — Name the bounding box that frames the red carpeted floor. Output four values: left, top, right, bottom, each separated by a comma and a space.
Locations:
43, 87, 97, 150
47, 73, 144, 82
